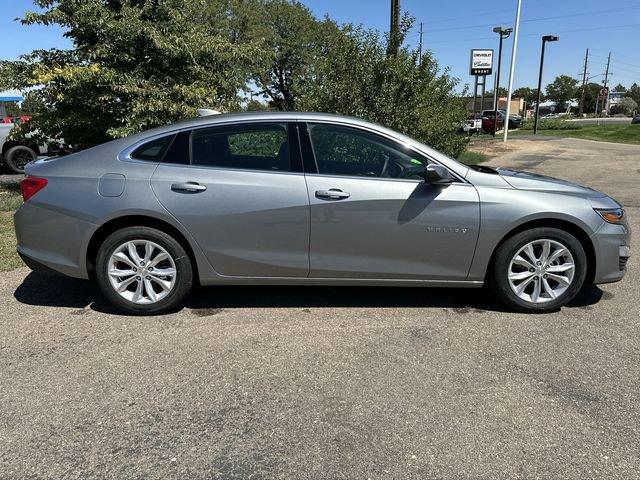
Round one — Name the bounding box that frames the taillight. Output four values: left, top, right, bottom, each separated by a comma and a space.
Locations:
20, 176, 48, 202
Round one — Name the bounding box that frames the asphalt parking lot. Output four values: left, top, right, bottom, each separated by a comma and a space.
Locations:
1, 137, 639, 479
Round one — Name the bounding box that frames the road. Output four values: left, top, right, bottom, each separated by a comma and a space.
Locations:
1, 137, 639, 479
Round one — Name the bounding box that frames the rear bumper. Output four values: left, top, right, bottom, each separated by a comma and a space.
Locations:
591, 221, 631, 284
14, 202, 94, 279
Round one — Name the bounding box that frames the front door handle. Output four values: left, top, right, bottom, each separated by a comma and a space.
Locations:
315, 189, 350, 200
171, 182, 207, 193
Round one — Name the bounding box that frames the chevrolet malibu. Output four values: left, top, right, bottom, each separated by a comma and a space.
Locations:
14, 112, 630, 314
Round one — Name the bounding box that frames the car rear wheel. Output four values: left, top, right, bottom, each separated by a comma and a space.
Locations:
492, 228, 587, 312
5, 145, 38, 174
96, 227, 193, 315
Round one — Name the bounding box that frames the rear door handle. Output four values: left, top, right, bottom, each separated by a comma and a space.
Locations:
171, 182, 207, 193
315, 189, 350, 200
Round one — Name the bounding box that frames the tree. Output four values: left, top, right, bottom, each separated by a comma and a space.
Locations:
0, 0, 257, 147
614, 83, 627, 92
610, 97, 638, 116
243, 0, 342, 111
627, 83, 640, 106
513, 87, 543, 105
582, 83, 604, 113
545, 75, 579, 110
300, 18, 469, 157
484, 87, 508, 98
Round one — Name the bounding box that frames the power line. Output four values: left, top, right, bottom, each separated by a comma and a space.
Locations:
423, 6, 640, 34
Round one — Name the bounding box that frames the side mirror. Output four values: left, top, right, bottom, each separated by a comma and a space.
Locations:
424, 164, 454, 185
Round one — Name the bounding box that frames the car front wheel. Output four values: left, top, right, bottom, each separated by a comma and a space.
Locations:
95, 227, 193, 315
492, 228, 587, 312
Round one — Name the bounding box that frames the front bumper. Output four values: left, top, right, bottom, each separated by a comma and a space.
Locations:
591, 221, 631, 284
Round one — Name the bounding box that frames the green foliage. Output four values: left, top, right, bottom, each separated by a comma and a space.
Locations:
513, 87, 543, 105
545, 75, 579, 109
581, 83, 604, 114
627, 84, 640, 106
614, 84, 626, 93
610, 97, 638, 116
457, 151, 488, 165
0, 0, 258, 147
298, 19, 469, 158
520, 119, 582, 130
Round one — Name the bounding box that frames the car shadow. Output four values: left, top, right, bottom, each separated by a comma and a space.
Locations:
14, 270, 604, 316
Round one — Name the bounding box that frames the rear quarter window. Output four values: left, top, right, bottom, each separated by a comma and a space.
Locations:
130, 135, 175, 162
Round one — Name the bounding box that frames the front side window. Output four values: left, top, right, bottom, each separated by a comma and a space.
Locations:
307, 123, 426, 180
192, 123, 290, 172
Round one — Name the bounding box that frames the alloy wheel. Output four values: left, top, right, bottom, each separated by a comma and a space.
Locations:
508, 239, 575, 304
107, 240, 177, 305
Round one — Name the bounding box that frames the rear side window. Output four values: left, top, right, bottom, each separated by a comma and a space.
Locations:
191, 123, 290, 172
130, 135, 175, 162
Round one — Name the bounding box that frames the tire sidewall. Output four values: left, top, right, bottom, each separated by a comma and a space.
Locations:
493, 228, 587, 312
96, 227, 193, 315
5, 145, 37, 174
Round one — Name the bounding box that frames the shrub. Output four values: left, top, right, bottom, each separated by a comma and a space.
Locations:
520, 119, 582, 130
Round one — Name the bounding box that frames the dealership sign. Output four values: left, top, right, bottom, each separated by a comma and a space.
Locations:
470, 49, 494, 76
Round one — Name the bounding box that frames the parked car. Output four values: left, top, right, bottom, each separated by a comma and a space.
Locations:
631, 115, 640, 124
480, 112, 504, 133
481, 110, 521, 130
15, 112, 630, 314
0, 118, 69, 173
458, 117, 482, 135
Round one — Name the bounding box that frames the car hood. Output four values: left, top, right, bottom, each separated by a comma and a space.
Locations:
495, 168, 607, 198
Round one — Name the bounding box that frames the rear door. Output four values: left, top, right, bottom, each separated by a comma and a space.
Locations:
150, 122, 310, 277
301, 122, 480, 280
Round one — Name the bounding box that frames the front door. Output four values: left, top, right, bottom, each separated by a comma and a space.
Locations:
302, 122, 480, 280
151, 122, 310, 277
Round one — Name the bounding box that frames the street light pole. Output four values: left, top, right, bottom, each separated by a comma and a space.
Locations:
502, 0, 522, 142
492, 27, 513, 137
533, 35, 559, 135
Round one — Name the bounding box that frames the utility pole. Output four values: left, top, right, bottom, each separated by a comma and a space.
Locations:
388, 0, 401, 57
578, 48, 589, 117
418, 22, 424, 65
602, 51, 611, 116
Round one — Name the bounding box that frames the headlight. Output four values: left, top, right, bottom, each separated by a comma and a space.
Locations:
594, 207, 625, 224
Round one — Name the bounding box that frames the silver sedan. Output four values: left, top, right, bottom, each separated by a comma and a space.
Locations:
14, 112, 631, 314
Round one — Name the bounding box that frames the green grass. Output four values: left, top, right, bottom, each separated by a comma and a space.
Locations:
517, 124, 640, 145
457, 150, 489, 165
0, 183, 23, 272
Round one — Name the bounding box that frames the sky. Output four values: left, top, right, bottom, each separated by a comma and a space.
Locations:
1, 0, 639, 94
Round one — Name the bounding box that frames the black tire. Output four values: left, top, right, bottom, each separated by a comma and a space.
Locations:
5, 145, 38, 174
492, 227, 587, 312
95, 227, 193, 315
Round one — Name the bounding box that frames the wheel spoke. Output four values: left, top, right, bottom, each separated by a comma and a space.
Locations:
542, 278, 557, 299
509, 271, 535, 281
143, 278, 157, 303
150, 275, 172, 292
149, 252, 169, 268
131, 278, 145, 302
127, 242, 142, 265
530, 279, 541, 303
546, 263, 574, 273
109, 268, 136, 278
143, 241, 154, 263
541, 240, 551, 263
512, 255, 535, 270
525, 244, 538, 263
113, 252, 137, 269
151, 267, 176, 277
116, 275, 138, 293
547, 247, 567, 264
516, 276, 535, 295
548, 273, 570, 286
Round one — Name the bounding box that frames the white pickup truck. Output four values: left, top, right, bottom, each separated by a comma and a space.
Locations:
0, 120, 49, 174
